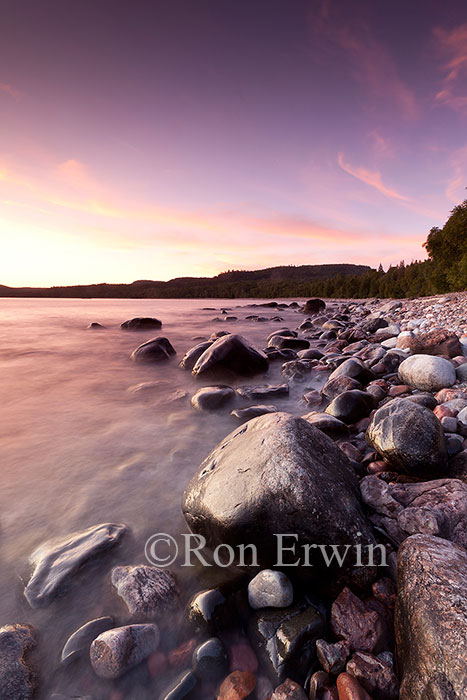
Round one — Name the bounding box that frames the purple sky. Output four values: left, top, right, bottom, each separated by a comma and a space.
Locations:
0, 0, 466, 285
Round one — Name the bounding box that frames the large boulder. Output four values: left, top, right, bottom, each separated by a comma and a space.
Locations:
179, 341, 213, 370
303, 298, 326, 314
417, 328, 462, 358
121, 317, 162, 330
130, 337, 176, 362
192, 334, 268, 378
361, 476, 467, 548
366, 398, 447, 475
0, 625, 36, 700
395, 535, 467, 699
182, 413, 376, 579
398, 354, 456, 391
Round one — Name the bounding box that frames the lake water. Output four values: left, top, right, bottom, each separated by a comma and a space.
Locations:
0, 297, 327, 698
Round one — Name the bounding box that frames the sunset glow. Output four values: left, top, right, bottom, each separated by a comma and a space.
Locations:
1, 0, 466, 286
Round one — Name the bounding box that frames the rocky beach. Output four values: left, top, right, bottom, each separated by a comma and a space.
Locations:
1, 293, 466, 700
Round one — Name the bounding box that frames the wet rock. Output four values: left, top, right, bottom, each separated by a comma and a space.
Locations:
111, 565, 178, 616
61, 616, 114, 663
297, 348, 324, 360
269, 336, 310, 351
192, 334, 268, 378
218, 670, 256, 699
186, 588, 232, 634
325, 390, 376, 425
161, 671, 198, 699
267, 329, 297, 342
267, 349, 298, 362
346, 652, 398, 700
130, 337, 176, 362
229, 642, 258, 673
231, 405, 278, 420
249, 600, 326, 684
281, 360, 313, 381
248, 569, 293, 609
395, 534, 467, 699
398, 354, 456, 391
121, 317, 162, 330
182, 413, 376, 578
336, 672, 373, 700
316, 639, 350, 675
417, 328, 462, 358
330, 588, 388, 654
179, 341, 213, 370
309, 671, 338, 700
270, 678, 307, 699
168, 638, 197, 668
303, 298, 326, 314
25, 523, 127, 607
303, 413, 350, 439
0, 624, 36, 700
237, 384, 289, 400
328, 359, 373, 385
192, 637, 228, 680
448, 450, 467, 481
321, 376, 362, 400
191, 386, 236, 411
405, 393, 437, 410
90, 624, 159, 679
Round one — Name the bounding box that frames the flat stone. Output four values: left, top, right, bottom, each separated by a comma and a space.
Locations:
111, 565, 178, 616
303, 412, 350, 439
90, 624, 159, 679
231, 404, 278, 420
0, 624, 36, 700
25, 523, 127, 607
248, 569, 294, 609
61, 616, 114, 663
236, 384, 289, 400
321, 376, 363, 400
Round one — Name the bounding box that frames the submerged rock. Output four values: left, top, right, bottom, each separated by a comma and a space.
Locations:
161, 671, 198, 699
182, 413, 376, 578
192, 637, 228, 680
191, 386, 236, 411
90, 624, 159, 679
61, 616, 114, 663
25, 523, 127, 607
236, 384, 289, 400
130, 336, 176, 362
398, 354, 456, 391
87, 322, 106, 329
0, 624, 36, 700
192, 334, 268, 378
395, 534, 467, 699
111, 565, 178, 616
121, 317, 162, 330
231, 404, 278, 420
366, 398, 447, 475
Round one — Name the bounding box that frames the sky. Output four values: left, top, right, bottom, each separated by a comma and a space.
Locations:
0, 0, 466, 286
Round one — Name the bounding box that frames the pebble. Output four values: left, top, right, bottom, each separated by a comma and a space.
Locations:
247, 569, 293, 609
217, 670, 257, 700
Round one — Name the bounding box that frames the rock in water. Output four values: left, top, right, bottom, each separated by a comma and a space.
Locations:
111, 565, 178, 616
236, 384, 289, 400
130, 337, 176, 362
191, 386, 236, 411
191, 637, 228, 679
398, 354, 456, 391
366, 398, 447, 475
61, 617, 114, 663
231, 405, 278, 420
179, 341, 213, 370
303, 298, 326, 314
192, 334, 268, 378
182, 413, 376, 578
25, 523, 127, 607
0, 624, 36, 700
248, 569, 294, 609
395, 534, 467, 699
90, 624, 159, 679
121, 317, 162, 330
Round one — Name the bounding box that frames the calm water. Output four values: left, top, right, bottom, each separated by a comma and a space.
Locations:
0, 297, 326, 698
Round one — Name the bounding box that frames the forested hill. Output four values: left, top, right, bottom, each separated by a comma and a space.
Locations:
0, 264, 371, 299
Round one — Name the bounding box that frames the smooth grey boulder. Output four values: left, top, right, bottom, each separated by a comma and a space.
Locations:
179, 341, 213, 370
130, 336, 176, 362
248, 569, 293, 610
398, 354, 456, 391
121, 317, 162, 330
0, 625, 36, 700
25, 523, 127, 607
90, 624, 159, 679
190, 386, 236, 411
366, 398, 447, 475
61, 617, 114, 664
192, 334, 268, 378
361, 476, 467, 548
111, 565, 178, 616
396, 535, 467, 699
182, 413, 376, 578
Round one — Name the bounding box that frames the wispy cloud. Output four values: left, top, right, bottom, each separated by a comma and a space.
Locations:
337, 153, 410, 201
434, 24, 467, 114
446, 146, 467, 203
369, 130, 394, 158
0, 82, 20, 98
309, 2, 417, 119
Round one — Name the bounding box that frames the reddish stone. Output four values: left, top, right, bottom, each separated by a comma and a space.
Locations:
435, 388, 467, 403
229, 642, 259, 673
147, 650, 167, 678
367, 461, 388, 474
218, 670, 257, 700
418, 328, 462, 358
270, 678, 307, 699
168, 637, 197, 668
388, 385, 412, 397
336, 672, 373, 700
346, 652, 398, 700
354, 417, 371, 433
372, 578, 396, 609
338, 442, 362, 462
434, 405, 456, 420
331, 588, 388, 654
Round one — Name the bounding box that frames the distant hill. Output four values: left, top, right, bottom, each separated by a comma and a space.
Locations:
0, 264, 371, 299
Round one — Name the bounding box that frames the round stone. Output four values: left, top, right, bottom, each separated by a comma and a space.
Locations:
248, 569, 294, 609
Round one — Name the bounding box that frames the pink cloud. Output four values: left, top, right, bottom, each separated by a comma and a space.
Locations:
0, 82, 20, 98
337, 153, 410, 201
434, 24, 467, 114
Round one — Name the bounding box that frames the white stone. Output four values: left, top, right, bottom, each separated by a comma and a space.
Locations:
248, 569, 293, 609
399, 355, 456, 392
